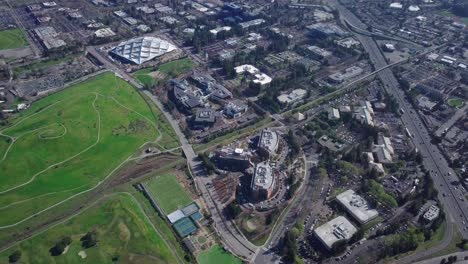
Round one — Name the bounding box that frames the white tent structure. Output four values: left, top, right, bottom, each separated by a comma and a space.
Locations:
110, 36, 177, 64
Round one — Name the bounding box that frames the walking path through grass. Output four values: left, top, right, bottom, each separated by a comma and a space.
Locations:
0, 72, 177, 228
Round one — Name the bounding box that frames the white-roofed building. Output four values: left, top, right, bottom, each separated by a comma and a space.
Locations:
328, 108, 340, 120
109, 36, 177, 65
389, 2, 403, 9
277, 89, 307, 105
423, 205, 440, 221
167, 210, 185, 223
314, 216, 357, 250
336, 190, 379, 224
94, 28, 116, 38
234, 64, 272, 85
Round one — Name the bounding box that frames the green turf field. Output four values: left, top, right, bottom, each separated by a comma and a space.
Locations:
448, 98, 464, 109
0, 72, 165, 227
145, 174, 192, 214
197, 245, 241, 264
133, 68, 156, 87
0, 193, 179, 264
0, 28, 28, 50
133, 58, 194, 87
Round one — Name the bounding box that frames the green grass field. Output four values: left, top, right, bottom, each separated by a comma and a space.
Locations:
145, 174, 192, 214
0, 28, 28, 50
197, 245, 241, 264
133, 58, 194, 87
0, 72, 166, 227
448, 98, 464, 109
0, 193, 179, 264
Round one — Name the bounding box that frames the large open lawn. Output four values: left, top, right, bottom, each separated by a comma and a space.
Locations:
448, 98, 464, 109
0, 193, 179, 264
145, 174, 192, 214
197, 245, 241, 264
0, 28, 28, 50
133, 58, 194, 87
0, 72, 165, 227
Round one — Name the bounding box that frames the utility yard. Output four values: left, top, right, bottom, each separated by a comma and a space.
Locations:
0, 72, 166, 227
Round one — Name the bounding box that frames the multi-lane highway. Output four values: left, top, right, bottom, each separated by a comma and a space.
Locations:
329, 0, 468, 240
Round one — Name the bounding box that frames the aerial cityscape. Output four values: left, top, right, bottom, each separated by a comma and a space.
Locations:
0, 0, 467, 263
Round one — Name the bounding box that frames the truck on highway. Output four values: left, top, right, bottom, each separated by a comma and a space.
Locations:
399, 108, 405, 115
405, 127, 413, 138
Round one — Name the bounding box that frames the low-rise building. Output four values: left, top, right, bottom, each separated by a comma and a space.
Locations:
277, 89, 307, 105
239, 19, 265, 29
171, 79, 202, 112
353, 101, 375, 126
307, 23, 348, 38
423, 205, 440, 221
33, 26, 66, 50
328, 108, 340, 120
192, 108, 216, 129
94, 28, 116, 38
318, 135, 345, 152
224, 100, 248, 118
314, 216, 357, 250
328, 66, 363, 84
305, 45, 332, 60
336, 190, 379, 224
234, 64, 272, 85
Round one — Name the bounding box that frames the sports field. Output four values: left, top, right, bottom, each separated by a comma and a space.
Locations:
0, 72, 164, 227
0, 28, 28, 50
0, 193, 179, 264
197, 245, 241, 264
145, 174, 192, 214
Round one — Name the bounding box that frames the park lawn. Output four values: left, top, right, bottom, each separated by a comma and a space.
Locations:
134, 68, 157, 87
0, 28, 28, 50
197, 245, 241, 264
133, 58, 194, 88
158, 58, 194, 77
448, 98, 464, 109
145, 174, 192, 214
0, 72, 162, 226
141, 93, 180, 150
439, 9, 468, 25
0, 193, 179, 264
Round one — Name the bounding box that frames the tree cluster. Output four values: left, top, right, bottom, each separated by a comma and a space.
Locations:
49, 237, 72, 256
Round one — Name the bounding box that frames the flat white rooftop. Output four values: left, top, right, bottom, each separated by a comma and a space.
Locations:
336, 190, 378, 224
314, 216, 357, 250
